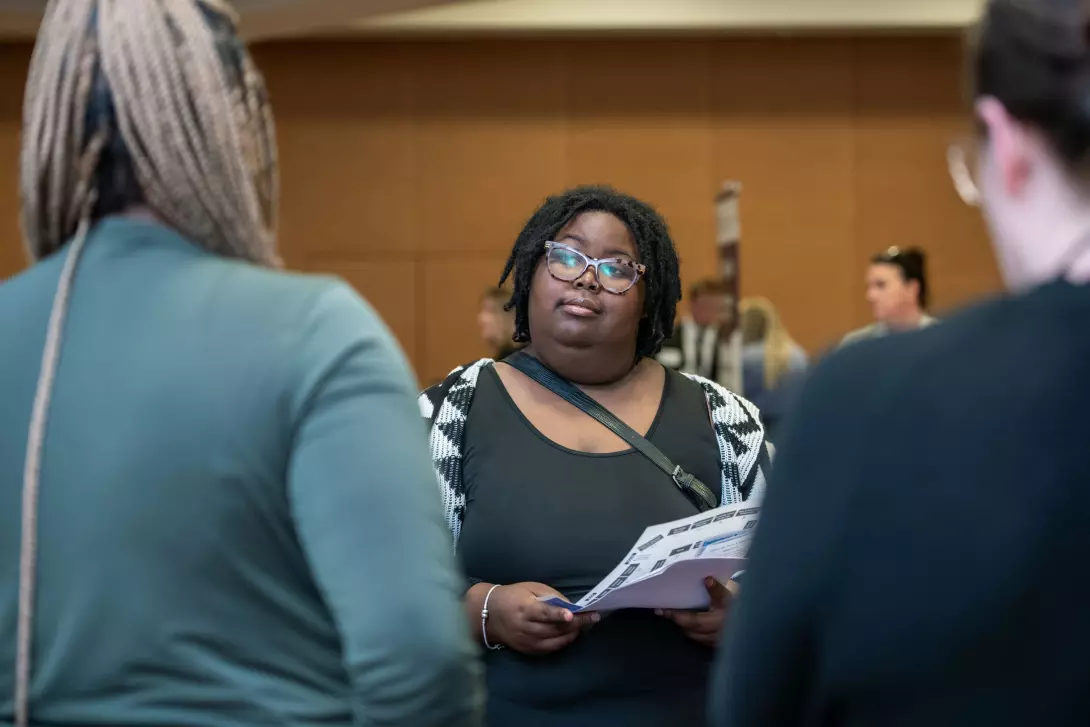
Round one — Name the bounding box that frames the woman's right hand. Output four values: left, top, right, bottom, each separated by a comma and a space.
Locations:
483, 582, 599, 655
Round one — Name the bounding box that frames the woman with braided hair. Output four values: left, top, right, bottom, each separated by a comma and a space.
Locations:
0, 2, 482, 726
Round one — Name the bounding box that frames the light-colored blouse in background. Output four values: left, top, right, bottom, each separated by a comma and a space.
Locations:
840, 314, 938, 348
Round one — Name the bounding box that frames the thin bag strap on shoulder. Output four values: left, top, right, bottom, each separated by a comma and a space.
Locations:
506, 352, 718, 512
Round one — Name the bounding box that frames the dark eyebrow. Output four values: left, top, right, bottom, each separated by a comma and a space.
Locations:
602, 248, 635, 259
556, 234, 636, 261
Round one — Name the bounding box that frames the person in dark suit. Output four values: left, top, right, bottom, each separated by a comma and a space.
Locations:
710, 2, 1090, 725
657, 279, 743, 393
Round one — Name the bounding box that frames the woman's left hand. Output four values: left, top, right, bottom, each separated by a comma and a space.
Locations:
656, 577, 735, 647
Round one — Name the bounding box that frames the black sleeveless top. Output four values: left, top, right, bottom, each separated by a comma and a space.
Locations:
460, 363, 723, 727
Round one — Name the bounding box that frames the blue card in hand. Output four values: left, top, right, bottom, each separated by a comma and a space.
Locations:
536, 595, 583, 613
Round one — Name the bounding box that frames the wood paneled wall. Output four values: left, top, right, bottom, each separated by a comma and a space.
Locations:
0, 36, 1000, 384
0, 45, 27, 289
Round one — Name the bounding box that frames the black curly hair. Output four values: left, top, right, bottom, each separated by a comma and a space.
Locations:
498, 185, 682, 359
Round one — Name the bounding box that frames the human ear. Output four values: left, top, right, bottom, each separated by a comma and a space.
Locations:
977, 96, 1032, 198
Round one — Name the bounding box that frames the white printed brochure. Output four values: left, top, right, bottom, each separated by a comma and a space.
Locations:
538, 504, 759, 613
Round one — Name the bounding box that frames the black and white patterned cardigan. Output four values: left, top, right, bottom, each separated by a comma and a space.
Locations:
418, 359, 771, 551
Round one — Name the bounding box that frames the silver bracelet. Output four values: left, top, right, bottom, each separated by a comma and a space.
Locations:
481, 584, 504, 651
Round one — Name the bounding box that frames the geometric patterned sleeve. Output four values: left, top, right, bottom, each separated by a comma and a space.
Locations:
418, 359, 491, 553
417, 378, 448, 422
683, 374, 770, 507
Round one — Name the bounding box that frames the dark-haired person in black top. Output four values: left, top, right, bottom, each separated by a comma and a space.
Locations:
420, 186, 772, 727
712, 1, 1090, 726
841, 246, 937, 346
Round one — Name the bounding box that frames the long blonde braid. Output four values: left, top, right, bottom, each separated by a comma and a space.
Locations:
15, 3, 278, 725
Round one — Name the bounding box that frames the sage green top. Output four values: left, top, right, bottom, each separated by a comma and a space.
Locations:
0, 217, 482, 726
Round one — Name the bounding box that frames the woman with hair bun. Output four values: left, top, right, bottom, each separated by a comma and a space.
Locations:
840, 246, 937, 347
711, 1, 1090, 725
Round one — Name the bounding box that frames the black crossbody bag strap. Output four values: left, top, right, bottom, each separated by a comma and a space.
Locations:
506, 352, 718, 512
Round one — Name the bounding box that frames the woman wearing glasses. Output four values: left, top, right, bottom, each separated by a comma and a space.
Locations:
420, 186, 771, 726
840, 246, 936, 347
711, 1, 1090, 725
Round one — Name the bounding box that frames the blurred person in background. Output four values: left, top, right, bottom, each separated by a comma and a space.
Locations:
738, 297, 808, 441
711, 1, 1090, 725
658, 279, 744, 392
841, 246, 937, 346
0, 2, 481, 726
477, 286, 520, 359
420, 186, 772, 727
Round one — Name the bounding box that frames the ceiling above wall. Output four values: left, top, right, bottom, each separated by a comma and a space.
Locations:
353, 0, 987, 35
0, 0, 987, 41
0, 0, 454, 41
